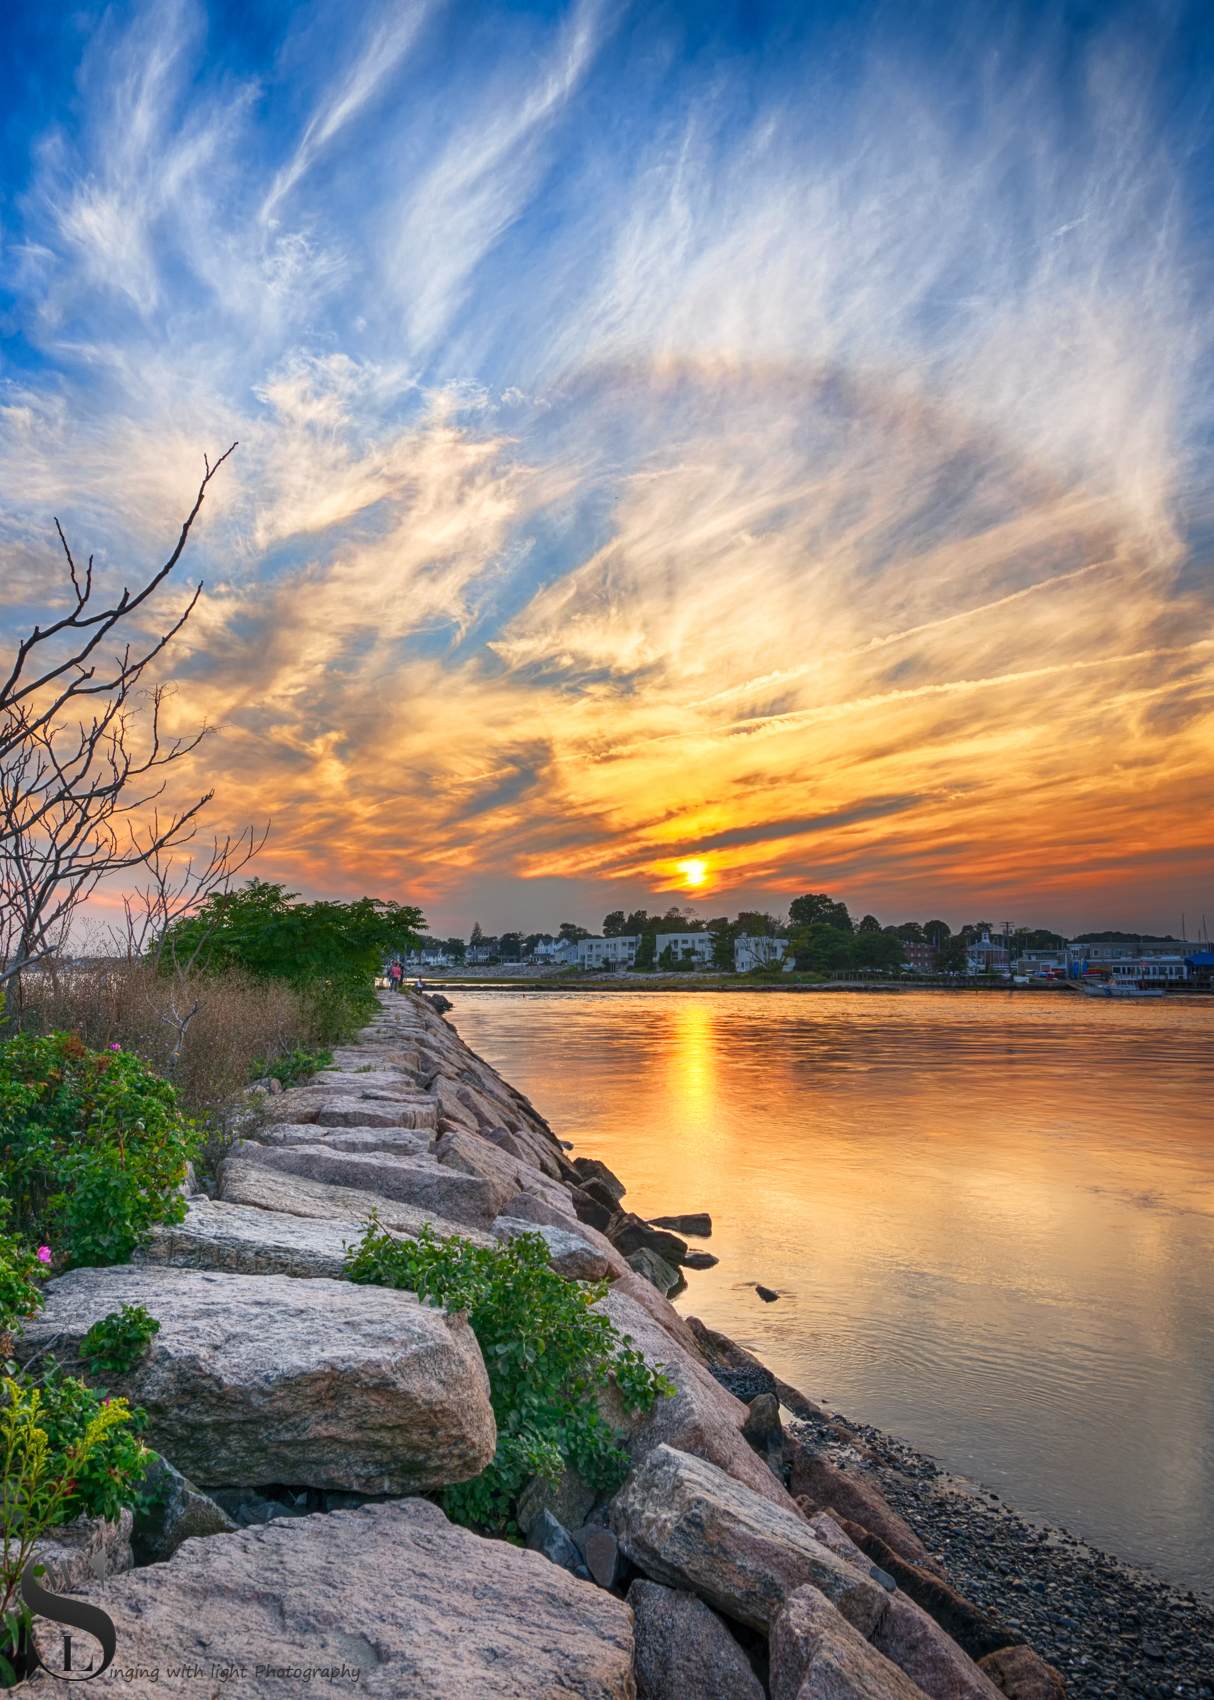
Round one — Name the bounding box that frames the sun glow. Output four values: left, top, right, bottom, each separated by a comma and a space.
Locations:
678, 860, 709, 888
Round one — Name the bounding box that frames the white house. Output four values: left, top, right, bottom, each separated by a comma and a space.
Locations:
652, 932, 715, 969
533, 938, 578, 965
734, 935, 792, 972
576, 935, 641, 970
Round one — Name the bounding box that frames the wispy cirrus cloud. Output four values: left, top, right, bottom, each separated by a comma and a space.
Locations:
0, 0, 1210, 934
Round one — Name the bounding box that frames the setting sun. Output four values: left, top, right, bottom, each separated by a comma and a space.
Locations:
678, 860, 708, 888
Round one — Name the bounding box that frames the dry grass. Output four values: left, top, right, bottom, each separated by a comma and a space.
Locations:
7, 959, 316, 1164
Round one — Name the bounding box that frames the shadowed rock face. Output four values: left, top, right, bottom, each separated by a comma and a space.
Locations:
769, 1583, 928, 1700
76, 1499, 637, 1700
19, 1266, 496, 1494
628, 1580, 765, 1700
610, 1445, 887, 1634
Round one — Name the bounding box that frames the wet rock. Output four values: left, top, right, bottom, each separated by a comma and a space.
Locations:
770, 1582, 926, 1700
609, 1212, 689, 1264
709, 1364, 778, 1402
648, 1213, 712, 1237
19, 1265, 496, 1494
682, 1251, 720, 1269
626, 1246, 684, 1296
786, 1441, 932, 1567
516, 1468, 596, 1538
756, 1285, 780, 1302
611, 1445, 887, 1633
628, 1578, 765, 1700
743, 1393, 786, 1474
978, 1646, 1068, 1700
132, 1455, 237, 1564
426, 992, 453, 1011
570, 1186, 618, 1232
573, 1157, 627, 1200
216, 1158, 496, 1247
90, 1498, 634, 1699
493, 1216, 610, 1281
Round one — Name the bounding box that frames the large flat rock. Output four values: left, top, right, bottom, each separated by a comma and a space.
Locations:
247, 1126, 433, 1156
216, 1159, 496, 1246
221, 1143, 498, 1229
316, 1094, 437, 1130
770, 1583, 926, 1700
18, 1266, 495, 1493
81, 1498, 635, 1698
134, 1197, 373, 1278
611, 1445, 887, 1634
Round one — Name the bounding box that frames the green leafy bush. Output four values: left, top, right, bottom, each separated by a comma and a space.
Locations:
346, 1221, 673, 1534
251, 1046, 334, 1088
0, 1033, 197, 1268
0, 1206, 46, 1342
0, 1371, 148, 1679
81, 1305, 161, 1378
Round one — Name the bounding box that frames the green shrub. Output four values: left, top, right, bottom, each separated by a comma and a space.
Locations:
0, 1207, 46, 1343
345, 1222, 673, 1535
0, 1370, 148, 1678
81, 1305, 161, 1378
0, 1033, 197, 1269
251, 1046, 334, 1088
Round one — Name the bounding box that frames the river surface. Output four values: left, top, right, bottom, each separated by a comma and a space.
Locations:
448, 987, 1214, 1594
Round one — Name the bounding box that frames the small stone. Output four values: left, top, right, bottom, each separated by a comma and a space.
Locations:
682, 1251, 720, 1269
647, 1213, 712, 1237
526, 1508, 583, 1575
574, 1526, 621, 1590
756, 1284, 780, 1302
516, 1467, 596, 1538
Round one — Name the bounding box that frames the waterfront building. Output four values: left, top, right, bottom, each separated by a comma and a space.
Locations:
734, 935, 793, 972
902, 940, 938, 971
965, 931, 1010, 973
576, 935, 641, 969
653, 932, 715, 969
1066, 939, 1190, 982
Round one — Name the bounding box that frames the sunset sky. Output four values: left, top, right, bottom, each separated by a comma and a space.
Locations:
2, 0, 1212, 938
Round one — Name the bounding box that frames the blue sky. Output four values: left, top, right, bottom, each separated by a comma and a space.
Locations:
2, 0, 1212, 937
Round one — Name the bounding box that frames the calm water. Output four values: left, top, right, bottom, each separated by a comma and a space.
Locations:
450, 988, 1214, 1594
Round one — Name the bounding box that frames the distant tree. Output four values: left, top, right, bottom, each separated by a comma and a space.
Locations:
602, 910, 627, 937
922, 918, 951, 943
735, 910, 784, 938
624, 909, 650, 934
499, 931, 523, 961
937, 936, 971, 973
850, 930, 906, 971
1014, 927, 1064, 950
558, 921, 591, 943
706, 916, 735, 971
788, 893, 852, 933
470, 922, 484, 947
657, 941, 676, 970
791, 923, 853, 973
445, 937, 467, 962
856, 914, 883, 934
894, 922, 925, 942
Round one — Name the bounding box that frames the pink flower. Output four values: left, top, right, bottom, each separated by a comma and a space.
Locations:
37, 1247, 51, 1265
109, 1044, 121, 1051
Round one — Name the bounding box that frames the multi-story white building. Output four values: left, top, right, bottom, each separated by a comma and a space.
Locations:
576, 935, 641, 970
533, 938, 578, 965
1067, 939, 1190, 982
652, 932, 715, 969
734, 935, 792, 972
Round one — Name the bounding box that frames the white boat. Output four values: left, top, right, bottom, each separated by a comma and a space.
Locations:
1081, 980, 1165, 999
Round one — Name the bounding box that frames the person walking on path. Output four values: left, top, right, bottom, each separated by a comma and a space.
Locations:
389, 961, 403, 992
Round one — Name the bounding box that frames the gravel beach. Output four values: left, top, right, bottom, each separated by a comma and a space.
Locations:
789, 1408, 1213, 1700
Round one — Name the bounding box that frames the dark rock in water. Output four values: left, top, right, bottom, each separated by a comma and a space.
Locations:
425, 993, 453, 1012
979, 1644, 1068, 1700
627, 1246, 685, 1298
707, 1364, 777, 1403
609, 1211, 688, 1263
526, 1508, 586, 1577
742, 1393, 784, 1475
648, 1213, 712, 1237
628, 1579, 765, 1700
572, 1156, 626, 1200
755, 1284, 779, 1302
579, 1176, 624, 1213
573, 1525, 622, 1591
132, 1454, 236, 1564
682, 1251, 719, 1270
570, 1186, 616, 1232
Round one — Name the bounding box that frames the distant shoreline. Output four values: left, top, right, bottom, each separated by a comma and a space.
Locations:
412, 976, 1209, 997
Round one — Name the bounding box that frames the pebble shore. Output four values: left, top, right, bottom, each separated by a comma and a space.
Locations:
791, 1408, 1213, 1699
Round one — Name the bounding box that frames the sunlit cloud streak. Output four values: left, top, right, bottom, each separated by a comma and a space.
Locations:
0, 0, 1210, 934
